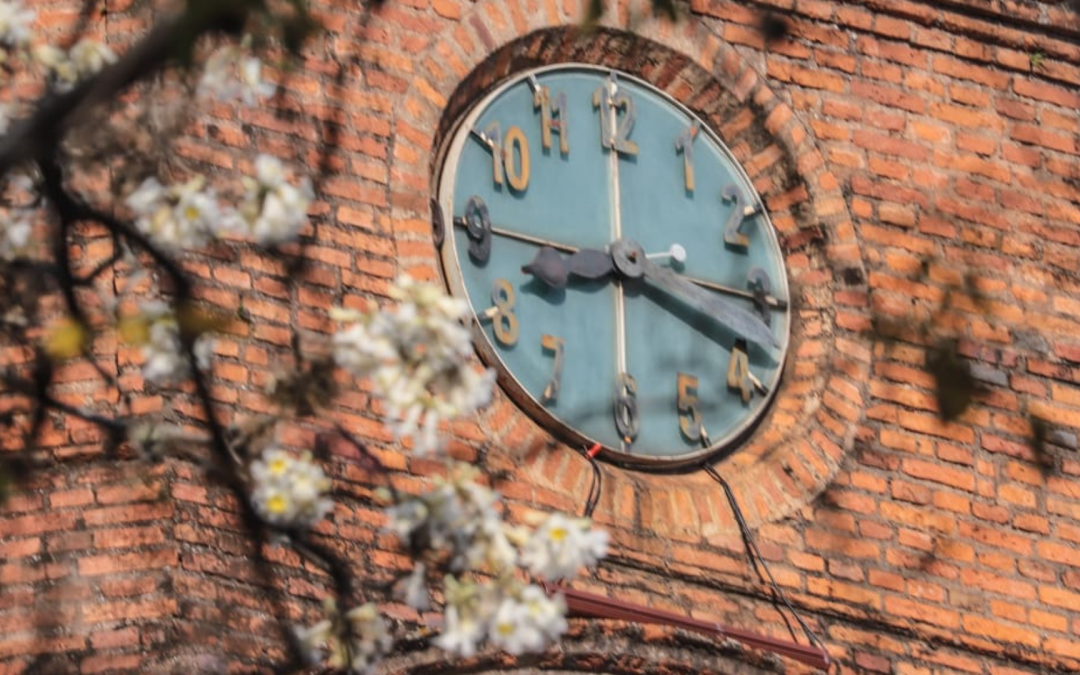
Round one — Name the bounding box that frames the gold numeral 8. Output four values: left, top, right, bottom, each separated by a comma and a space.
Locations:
487, 279, 519, 347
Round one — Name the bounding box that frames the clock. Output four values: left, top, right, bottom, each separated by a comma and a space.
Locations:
436, 65, 791, 468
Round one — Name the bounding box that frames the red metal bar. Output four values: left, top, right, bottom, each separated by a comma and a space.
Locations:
553, 585, 830, 671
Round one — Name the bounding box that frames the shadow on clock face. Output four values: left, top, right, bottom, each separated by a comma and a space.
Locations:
520, 276, 613, 305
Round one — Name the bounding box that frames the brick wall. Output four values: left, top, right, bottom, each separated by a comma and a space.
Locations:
1, 1, 1079, 674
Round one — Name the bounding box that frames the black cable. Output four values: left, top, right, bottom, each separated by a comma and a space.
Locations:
582, 446, 603, 518
703, 465, 825, 651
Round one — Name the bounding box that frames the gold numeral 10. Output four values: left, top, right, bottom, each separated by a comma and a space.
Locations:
473, 121, 531, 192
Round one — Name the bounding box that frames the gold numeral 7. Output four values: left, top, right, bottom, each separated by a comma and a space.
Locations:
541, 334, 565, 404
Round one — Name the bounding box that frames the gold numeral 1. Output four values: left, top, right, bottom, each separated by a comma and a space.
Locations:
677, 372, 703, 442
675, 121, 699, 192
722, 183, 761, 250
541, 334, 565, 404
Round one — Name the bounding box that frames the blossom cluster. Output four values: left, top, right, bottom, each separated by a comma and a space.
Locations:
135, 301, 214, 386
0, 1, 115, 94
249, 447, 333, 528
124, 154, 312, 250
333, 276, 496, 455
386, 464, 608, 657
0, 172, 34, 261
294, 599, 392, 675
126, 175, 223, 251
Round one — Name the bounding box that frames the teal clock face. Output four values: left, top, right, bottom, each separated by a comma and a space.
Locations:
437, 66, 791, 468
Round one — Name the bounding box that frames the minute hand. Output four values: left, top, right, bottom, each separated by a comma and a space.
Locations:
639, 256, 779, 349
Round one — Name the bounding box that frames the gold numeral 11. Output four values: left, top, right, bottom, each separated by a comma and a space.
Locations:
534, 86, 569, 155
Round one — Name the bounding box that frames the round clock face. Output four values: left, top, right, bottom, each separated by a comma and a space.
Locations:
437, 65, 791, 468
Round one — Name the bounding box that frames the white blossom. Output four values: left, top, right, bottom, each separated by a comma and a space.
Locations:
435, 602, 485, 658
0, 210, 30, 260
0, 102, 11, 135
344, 603, 392, 673
0, 1, 35, 49
398, 563, 431, 611
32, 38, 116, 91
199, 44, 275, 106
68, 38, 116, 77
229, 154, 312, 245
521, 513, 609, 581
126, 176, 226, 250
32, 44, 78, 88
333, 276, 495, 455
249, 447, 333, 528
294, 600, 392, 675
136, 301, 214, 386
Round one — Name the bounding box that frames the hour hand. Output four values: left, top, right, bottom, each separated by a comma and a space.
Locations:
522, 246, 614, 289
610, 239, 779, 349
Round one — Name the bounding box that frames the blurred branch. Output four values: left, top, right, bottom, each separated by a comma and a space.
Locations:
0, 0, 252, 173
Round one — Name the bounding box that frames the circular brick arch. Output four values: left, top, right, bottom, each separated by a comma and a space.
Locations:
382, 628, 784, 675
387, 5, 870, 539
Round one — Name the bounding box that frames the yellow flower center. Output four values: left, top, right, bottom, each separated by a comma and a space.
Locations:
269, 458, 288, 475
549, 527, 568, 543
266, 494, 288, 514
184, 205, 200, 221
497, 622, 515, 636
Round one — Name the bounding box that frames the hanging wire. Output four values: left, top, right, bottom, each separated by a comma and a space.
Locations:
703, 465, 825, 651
582, 443, 603, 518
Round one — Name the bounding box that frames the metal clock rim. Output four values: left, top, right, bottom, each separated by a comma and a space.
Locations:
434, 63, 793, 470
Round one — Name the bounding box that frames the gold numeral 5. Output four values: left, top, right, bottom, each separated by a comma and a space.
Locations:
677, 372, 703, 442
